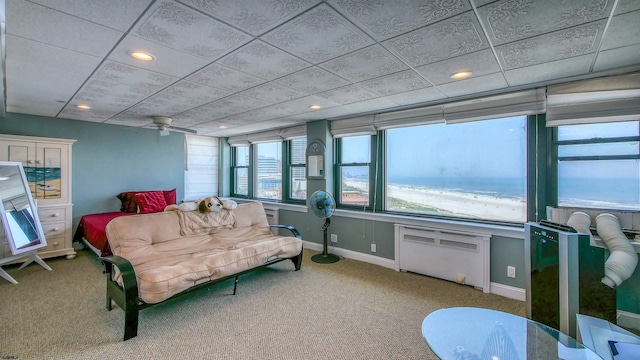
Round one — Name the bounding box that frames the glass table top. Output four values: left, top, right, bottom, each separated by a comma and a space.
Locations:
422, 307, 602, 360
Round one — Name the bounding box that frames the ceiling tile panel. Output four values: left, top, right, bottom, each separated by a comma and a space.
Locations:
496, 21, 605, 70
593, 44, 640, 71
328, 0, 471, 40
316, 84, 379, 105
108, 35, 211, 78
187, 63, 267, 93
477, 0, 613, 46
615, 0, 640, 14
599, 10, 640, 50
132, 0, 253, 60
415, 49, 502, 85
92, 61, 177, 87
28, 0, 153, 32
274, 67, 351, 94
218, 40, 311, 80
262, 3, 375, 63
61, 108, 122, 122
437, 72, 508, 97
382, 11, 488, 67
503, 55, 594, 86
319, 44, 408, 82
239, 82, 307, 103
178, 0, 321, 36
7, 0, 124, 57
279, 95, 341, 112
383, 87, 447, 106
358, 70, 431, 96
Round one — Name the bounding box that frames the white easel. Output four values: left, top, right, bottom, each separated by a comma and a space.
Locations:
0, 250, 52, 284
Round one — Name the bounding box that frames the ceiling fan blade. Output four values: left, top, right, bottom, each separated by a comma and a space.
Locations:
170, 126, 198, 134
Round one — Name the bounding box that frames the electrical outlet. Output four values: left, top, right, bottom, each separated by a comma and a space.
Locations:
371, 243, 377, 252
507, 266, 516, 278
331, 234, 338, 243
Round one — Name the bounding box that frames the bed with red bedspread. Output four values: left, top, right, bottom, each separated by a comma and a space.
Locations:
74, 189, 177, 256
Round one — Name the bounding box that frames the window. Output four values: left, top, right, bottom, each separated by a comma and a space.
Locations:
231, 145, 249, 197
556, 121, 640, 210
336, 135, 373, 207
184, 135, 219, 201
287, 138, 307, 201
254, 142, 282, 200
385, 116, 527, 223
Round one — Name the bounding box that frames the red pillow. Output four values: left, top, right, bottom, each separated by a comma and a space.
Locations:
163, 188, 176, 205
134, 191, 168, 214
117, 189, 176, 213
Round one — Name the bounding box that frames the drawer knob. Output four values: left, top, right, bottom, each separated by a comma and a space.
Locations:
52, 213, 60, 217
52, 227, 60, 231
53, 242, 59, 246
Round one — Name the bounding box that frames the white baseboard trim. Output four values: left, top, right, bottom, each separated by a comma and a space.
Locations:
302, 241, 396, 270
490, 282, 526, 302
617, 310, 640, 331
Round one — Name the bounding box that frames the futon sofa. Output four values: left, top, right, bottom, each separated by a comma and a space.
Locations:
100, 201, 303, 341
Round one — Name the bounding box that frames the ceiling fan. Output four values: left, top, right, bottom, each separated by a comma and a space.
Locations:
149, 116, 197, 136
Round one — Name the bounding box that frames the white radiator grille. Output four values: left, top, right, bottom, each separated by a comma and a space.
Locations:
395, 225, 490, 293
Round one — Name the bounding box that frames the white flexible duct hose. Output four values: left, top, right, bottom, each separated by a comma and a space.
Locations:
566, 211, 592, 235
596, 213, 638, 288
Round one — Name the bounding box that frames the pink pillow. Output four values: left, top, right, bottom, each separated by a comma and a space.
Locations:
134, 191, 168, 214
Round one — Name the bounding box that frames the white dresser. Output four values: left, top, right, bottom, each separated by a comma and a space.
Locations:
0, 134, 76, 262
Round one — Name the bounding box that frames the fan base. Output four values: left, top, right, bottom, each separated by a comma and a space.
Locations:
311, 253, 340, 264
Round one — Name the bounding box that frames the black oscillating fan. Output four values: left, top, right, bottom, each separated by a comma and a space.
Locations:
309, 190, 340, 264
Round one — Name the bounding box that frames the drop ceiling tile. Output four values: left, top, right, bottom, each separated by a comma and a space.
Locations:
328, 0, 471, 40
60, 106, 121, 122
239, 83, 307, 103
382, 11, 488, 67
7, 99, 65, 118
92, 60, 178, 87
330, 97, 400, 115
132, 0, 253, 60
503, 55, 594, 86
7, 0, 123, 57
278, 95, 341, 112
319, 45, 408, 82
178, 0, 321, 36
108, 35, 211, 78
104, 115, 154, 127
476, 0, 613, 45
316, 84, 379, 105
593, 44, 640, 71
415, 49, 501, 85
218, 40, 311, 80
28, 0, 152, 32
383, 87, 447, 106
358, 70, 431, 96
261, 3, 374, 63
600, 10, 640, 50
436, 72, 508, 98
495, 21, 605, 70
187, 63, 267, 93
615, 0, 640, 14
274, 67, 351, 94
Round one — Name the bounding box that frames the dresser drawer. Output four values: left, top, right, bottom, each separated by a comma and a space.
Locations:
41, 222, 66, 238
38, 207, 67, 222
39, 236, 66, 253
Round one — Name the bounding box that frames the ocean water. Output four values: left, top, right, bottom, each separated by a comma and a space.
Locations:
388, 176, 526, 200
23, 167, 61, 183
386, 175, 640, 209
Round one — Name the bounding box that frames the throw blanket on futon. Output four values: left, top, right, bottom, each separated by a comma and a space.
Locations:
176, 210, 236, 236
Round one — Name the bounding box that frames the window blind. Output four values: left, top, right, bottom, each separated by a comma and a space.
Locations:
184, 134, 219, 201
330, 115, 376, 137
443, 88, 546, 124
546, 72, 640, 127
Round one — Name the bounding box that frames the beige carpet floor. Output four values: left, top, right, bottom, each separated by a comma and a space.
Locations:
0, 249, 524, 360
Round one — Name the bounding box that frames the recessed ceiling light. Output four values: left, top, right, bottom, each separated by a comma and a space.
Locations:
219, 125, 228, 129
129, 51, 155, 61
309, 104, 322, 110
450, 71, 472, 80
76, 104, 91, 110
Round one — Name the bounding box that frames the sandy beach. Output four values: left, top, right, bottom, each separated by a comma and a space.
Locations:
345, 180, 525, 222
29, 178, 62, 200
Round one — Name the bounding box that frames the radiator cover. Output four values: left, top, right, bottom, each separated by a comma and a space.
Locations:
395, 224, 491, 292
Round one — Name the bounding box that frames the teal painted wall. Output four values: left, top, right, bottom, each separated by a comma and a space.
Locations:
490, 236, 526, 288
0, 113, 185, 230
